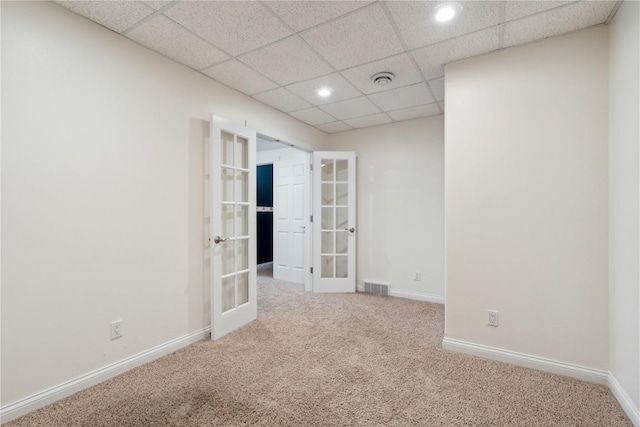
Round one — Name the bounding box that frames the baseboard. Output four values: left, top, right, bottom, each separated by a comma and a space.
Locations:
389, 289, 445, 304
0, 327, 211, 424
609, 373, 640, 426
257, 262, 273, 270
442, 337, 609, 385
356, 284, 444, 304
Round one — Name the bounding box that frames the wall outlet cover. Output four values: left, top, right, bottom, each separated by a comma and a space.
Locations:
487, 310, 498, 327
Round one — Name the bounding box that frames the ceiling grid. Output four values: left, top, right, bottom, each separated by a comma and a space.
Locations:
55, 0, 618, 133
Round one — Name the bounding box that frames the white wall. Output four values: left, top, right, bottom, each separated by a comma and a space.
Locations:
609, 0, 640, 419
1, 0, 326, 409
444, 26, 609, 370
257, 146, 307, 165
326, 117, 445, 302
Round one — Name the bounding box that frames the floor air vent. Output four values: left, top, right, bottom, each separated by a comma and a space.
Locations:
363, 281, 389, 296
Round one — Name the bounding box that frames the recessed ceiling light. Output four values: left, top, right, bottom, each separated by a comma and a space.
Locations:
433, 2, 462, 22
315, 87, 333, 97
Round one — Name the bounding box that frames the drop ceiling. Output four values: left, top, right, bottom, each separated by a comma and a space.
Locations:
55, 0, 619, 133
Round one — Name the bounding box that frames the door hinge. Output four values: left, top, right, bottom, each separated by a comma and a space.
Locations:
310, 163, 313, 171
310, 215, 313, 222
310, 267, 313, 274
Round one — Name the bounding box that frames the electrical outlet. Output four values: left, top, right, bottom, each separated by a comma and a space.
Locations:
413, 271, 421, 281
111, 320, 123, 339
487, 310, 498, 327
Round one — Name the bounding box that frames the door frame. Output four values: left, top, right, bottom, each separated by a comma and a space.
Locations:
255, 136, 313, 292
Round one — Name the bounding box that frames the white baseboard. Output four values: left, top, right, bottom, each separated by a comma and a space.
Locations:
257, 262, 273, 270
609, 373, 640, 426
389, 289, 445, 304
0, 327, 211, 424
442, 337, 609, 385
356, 284, 444, 304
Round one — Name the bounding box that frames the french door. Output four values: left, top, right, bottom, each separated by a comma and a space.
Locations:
312, 151, 356, 293
210, 115, 257, 339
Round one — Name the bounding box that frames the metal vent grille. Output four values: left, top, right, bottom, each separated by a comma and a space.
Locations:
363, 281, 389, 296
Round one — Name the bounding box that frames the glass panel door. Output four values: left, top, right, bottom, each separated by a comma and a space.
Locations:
210, 116, 256, 339
313, 152, 356, 293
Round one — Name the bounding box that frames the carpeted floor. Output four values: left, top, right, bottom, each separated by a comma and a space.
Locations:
5, 269, 631, 426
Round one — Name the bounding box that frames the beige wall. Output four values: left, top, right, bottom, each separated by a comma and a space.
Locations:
609, 0, 640, 414
1, 0, 325, 406
326, 117, 445, 301
444, 26, 609, 369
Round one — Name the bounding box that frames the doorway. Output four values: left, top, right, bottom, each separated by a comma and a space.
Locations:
256, 135, 311, 291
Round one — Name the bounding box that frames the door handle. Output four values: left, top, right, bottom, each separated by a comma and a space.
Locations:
213, 235, 230, 244
345, 227, 355, 233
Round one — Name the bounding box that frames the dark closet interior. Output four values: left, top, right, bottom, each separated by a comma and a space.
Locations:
256, 164, 273, 265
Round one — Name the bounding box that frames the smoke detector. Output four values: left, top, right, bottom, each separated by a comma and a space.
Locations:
372, 72, 394, 86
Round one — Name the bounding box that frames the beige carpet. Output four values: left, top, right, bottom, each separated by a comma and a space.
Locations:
5, 269, 631, 426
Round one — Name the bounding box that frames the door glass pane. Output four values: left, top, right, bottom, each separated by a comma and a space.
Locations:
336, 183, 348, 206
236, 205, 248, 237
336, 231, 348, 254
235, 136, 248, 169
236, 170, 248, 203
222, 276, 235, 312
221, 205, 234, 238
321, 159, 334, 181
222, 168, 234, 202
336, 159, 348, 182
321, 232, 334, 254
321, 183, 334, 205
236, 239, 248, 271
321, 256, 334, 278
336, 256, 348, 278
221, 132, 234, 166
237, 272, 249, 305
321, 207, 334, 230
221, 242, 234, 275
336, 207, 348, 230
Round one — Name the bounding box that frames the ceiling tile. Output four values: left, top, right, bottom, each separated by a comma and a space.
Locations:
301, 4, 404, 70
265, 1, 373, 32
164, 1, 292, 56
286, 73, 362, 106
142, 1, 173, 11
386, 1, 501, 49
340, 53, 423, 95
344, 113, 392, 129
289, 108, 336, 126
388, 103, 441, 121
503, 1, 615, 48
254, 88, 312, 113
427, 77, 444, 102
316, 122, 353, 133
126, 15, 229, 70
240, 36, 333, 86
320, 96, 381, 120
369, 83, 434, 111
202, 59, 277, 96
504, 1, 576, 22
56, 1, 154, 33
411, 27, 500, 80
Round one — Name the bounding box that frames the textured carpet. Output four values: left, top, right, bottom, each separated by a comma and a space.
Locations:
5, 269, 631, 426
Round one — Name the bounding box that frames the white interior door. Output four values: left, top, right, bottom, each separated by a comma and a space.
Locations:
312, 151, 356, 293
210, 115, 257, 340
273, 158, 307, 284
